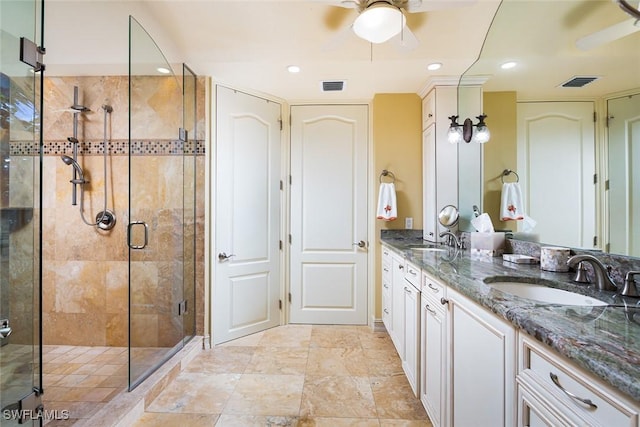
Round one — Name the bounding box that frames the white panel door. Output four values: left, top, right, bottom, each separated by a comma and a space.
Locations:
607, 94, 640, 256
517, 102, 596, 248
213, 86, 282, 344
289, 104, 368, 324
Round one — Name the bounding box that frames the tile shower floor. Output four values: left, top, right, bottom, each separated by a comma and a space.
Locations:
134, 324, 432, 426
42, 345, 167, 425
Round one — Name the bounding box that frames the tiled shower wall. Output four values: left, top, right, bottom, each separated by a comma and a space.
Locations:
39, 75, 206, 347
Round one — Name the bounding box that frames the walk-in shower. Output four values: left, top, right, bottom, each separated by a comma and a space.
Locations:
1, 1, 201, 422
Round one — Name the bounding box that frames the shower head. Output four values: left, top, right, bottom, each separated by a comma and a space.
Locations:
60, 155, 87, 184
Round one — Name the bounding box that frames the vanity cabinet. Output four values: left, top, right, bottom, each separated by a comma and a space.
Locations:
403, 261, 421, 396
420, 273, 447, 427
421, 85, 459, 243
447, 286, 516, 427
517, 334, 639, 427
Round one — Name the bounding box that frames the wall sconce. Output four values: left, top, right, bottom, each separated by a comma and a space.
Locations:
353, 2, 406, 44
447, 115, 490, 144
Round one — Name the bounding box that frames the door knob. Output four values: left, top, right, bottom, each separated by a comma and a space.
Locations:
353, 240, 366, 248
218, 252, 236, 261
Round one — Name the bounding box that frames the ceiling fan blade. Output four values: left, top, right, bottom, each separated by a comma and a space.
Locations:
319, 0, 360, 9
390, 25, 419, 51
576, 18, 640, 50
404, 0, 476, 13
321, 22, 355, 51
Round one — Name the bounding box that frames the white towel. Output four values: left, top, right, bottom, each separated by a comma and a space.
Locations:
376, 183, 397, 221
501, 182, 525, 221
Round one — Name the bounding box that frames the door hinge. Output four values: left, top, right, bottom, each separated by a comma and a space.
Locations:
178, 300, 187, 316
593, 236, 598, 246
288, 292, 292, 303
13, 388, 44, 423
289, 234, 292, 244
279, 240, 283, 250
19, 37, 45, 72
280, 180, 283, 190
289, 175, 292, 185
179, 127, 188, 142
606, 115, 614, 128
605, 180, 610, 190
593, 173, 597, 184
593, 111, 597, 123
279, 299, 282, 310
278, 118, 283, 131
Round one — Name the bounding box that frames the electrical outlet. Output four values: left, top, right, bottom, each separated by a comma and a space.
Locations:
405, 217, 413, 229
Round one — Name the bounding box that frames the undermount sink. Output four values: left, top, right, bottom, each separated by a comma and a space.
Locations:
486, 281, 608, 306
407, 245, 446, 252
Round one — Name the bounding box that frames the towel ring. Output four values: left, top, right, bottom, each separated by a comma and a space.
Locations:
501, 169, 519, 183
379, 170, 396, 183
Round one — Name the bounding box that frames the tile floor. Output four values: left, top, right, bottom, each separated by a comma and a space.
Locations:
134, 325, 432, 426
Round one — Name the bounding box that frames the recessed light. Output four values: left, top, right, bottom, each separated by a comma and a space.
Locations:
501, 61, 517, 70
427, 62, 442, 71
157, 67, 171, 74
287, 65, 301, 73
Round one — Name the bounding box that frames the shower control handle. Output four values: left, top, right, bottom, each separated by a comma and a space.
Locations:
127, 221, 149, 249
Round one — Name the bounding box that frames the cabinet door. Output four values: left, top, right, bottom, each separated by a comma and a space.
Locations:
423, 90, 436, 129
448, 288, 516, 427
421, 293, 446, 427
382, 247, 393, 333
403, 282, 420, 397
423, 125, 437, 242
391, 255, 405, 358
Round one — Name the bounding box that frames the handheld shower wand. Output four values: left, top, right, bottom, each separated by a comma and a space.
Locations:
60, 155, 87, 185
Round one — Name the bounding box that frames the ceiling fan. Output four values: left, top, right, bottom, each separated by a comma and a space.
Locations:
576, 0, 640, 50
325, 0, 475, 48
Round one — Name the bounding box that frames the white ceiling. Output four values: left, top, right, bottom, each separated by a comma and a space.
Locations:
43, 0, 640, 101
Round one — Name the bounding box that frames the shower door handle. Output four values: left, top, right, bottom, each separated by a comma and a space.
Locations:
127, 221, 149, 249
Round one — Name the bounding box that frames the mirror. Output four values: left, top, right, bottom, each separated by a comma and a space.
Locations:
458, 0, 640, 257
438, 205, 459, 229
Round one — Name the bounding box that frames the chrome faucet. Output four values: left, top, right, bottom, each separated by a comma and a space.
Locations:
621, 271, 640, 298
439, 231, 463, 249
567, 254, 618, 292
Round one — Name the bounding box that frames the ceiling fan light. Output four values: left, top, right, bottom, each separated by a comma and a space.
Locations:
353, 3, 406, 44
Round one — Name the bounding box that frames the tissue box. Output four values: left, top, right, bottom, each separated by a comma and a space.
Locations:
470, 232, 506, 257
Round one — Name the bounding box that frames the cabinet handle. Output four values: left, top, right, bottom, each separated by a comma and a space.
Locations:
384, 251, 389, 256
440, 298, 449, 306
549, 373, 598, 409
404, 287, 412, 294
383, 308, 389, 314
383, 284, 389, 289
425, 304, 436, 315
399, 265, 404, 270
427, 283, 440, 293
383, 267, 389, 272
409, 269, 417, 276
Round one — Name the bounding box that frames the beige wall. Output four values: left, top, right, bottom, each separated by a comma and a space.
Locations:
483, 91, 517, 231
372, 93, 422, 319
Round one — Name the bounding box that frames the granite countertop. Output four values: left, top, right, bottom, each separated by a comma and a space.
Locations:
380, 233, 640, 403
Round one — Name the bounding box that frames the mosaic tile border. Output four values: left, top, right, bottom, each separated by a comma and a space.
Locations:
7, 139, 206, 156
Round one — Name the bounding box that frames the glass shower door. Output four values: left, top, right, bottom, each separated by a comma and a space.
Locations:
128, 16, 185, 390
0, 0, 43, 424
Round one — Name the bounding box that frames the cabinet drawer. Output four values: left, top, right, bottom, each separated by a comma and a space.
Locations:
405, 261, 420, 288
520, 336, 639, 426
422, 274, 445, 299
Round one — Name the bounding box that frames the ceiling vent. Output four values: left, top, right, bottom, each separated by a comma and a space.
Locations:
321, 80, 346, 92
560, 76, 599, 88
